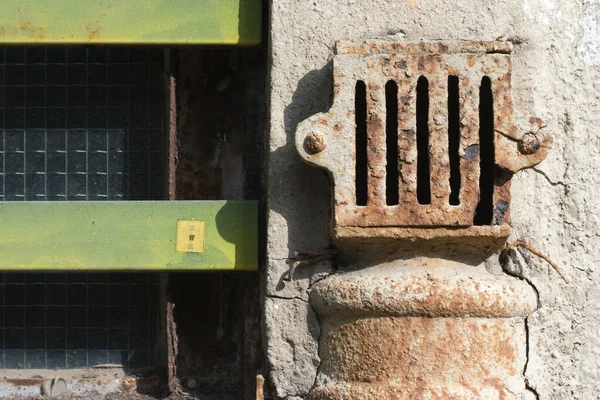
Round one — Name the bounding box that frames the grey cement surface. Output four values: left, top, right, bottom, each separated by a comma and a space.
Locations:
266, 0, 600, 398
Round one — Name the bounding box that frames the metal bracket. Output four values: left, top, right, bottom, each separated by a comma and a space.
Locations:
495, 117, 553, 174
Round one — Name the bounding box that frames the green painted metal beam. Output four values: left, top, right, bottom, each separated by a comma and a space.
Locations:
0, 201, 258, 271
0, 0, 260, 45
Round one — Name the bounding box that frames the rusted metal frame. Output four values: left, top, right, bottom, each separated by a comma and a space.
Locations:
334, 225, 511, 241
166, 48, 265, 400
167, 302, 183, 396
336, 40, 513, 57
421, 55, 479, 226
295, 41, 541, 240
165, 50, 180, 398
490, 59, 514, 225
458, 66, 483, 224
329, 73, 354, 210
166, 50, 178, 202
345, 55, 472, 227
492, 54, 521, 166
487, 55, 552, 174
366, 77, 387, 209
414, 55, 469, 226
331, 58, 362, 226
427, 60, 451, 210
341, 61, 395, 226
494, 179, 512, 225
397, 72, 418, 208
339, 55, 472, 227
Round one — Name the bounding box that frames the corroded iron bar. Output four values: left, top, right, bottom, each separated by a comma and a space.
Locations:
397, 75, 418, 207
428, 74, 450, 207
366, 80, 387, 208
458, 71, 481, 222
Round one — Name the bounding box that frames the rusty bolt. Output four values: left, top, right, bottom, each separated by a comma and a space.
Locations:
518, 133, 540, 155
305, 132, 326, 154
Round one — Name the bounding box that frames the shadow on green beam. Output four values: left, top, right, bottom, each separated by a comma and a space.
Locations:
0, 201, 258, 271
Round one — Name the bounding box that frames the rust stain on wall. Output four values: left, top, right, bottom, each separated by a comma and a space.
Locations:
406, 0, 420, 10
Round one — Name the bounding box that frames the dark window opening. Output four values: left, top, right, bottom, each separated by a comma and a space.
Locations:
385, 80, 399, 206
448, 75, 461, 206
474, 76, 495, 225
416, 76, 431, 205
355, 80, 368, 206
0, 47, 165, 369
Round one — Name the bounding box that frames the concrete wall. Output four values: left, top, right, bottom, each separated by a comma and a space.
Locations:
265, 0, 600, 399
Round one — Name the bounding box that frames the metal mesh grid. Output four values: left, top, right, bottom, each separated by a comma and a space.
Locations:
0, 273, 160, 369
0, 47, 165, 201
0, 47, 165, 369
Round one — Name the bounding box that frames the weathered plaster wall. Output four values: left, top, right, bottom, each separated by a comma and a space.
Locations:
266, 0, 600, 399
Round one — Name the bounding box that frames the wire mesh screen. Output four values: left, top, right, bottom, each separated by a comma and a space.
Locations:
0, 47, 165, 200
0, 273, 160, 369
0, 47, 165, 369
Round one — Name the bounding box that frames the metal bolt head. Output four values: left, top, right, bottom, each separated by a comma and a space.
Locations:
304, 132, 326, 154
187, 379, 197, 390
518, 133, 540, 155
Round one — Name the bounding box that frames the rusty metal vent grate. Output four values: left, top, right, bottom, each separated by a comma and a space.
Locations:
296, 41, 552, 240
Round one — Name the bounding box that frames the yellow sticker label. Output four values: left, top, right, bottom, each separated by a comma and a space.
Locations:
176, 220, 206, 253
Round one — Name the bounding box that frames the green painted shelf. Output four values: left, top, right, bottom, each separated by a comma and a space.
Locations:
0, 201, 258, 271
0, 0, 260, 45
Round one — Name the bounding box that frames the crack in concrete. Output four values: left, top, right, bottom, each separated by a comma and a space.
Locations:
308, 293, 323, 397
532, 166, 567, 189
308, 272, 331, 288
523, 272, 541, 400
501, 247, 541, 398
266, 294, 309, 303
525, 373, 541, 400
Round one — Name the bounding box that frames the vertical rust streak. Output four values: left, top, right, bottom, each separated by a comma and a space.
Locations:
168, 48, 265, 399
459, 72, 481, 222
397, 75, 418, 206
166, 302, 182, 397
255, 375, 265, 400
428, 75, 450, 207
165, 51, 180, 398
168, 74, 177, 201
366, 81, 386, 208
175, 49, 222, 200
243, 277, 263, 400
